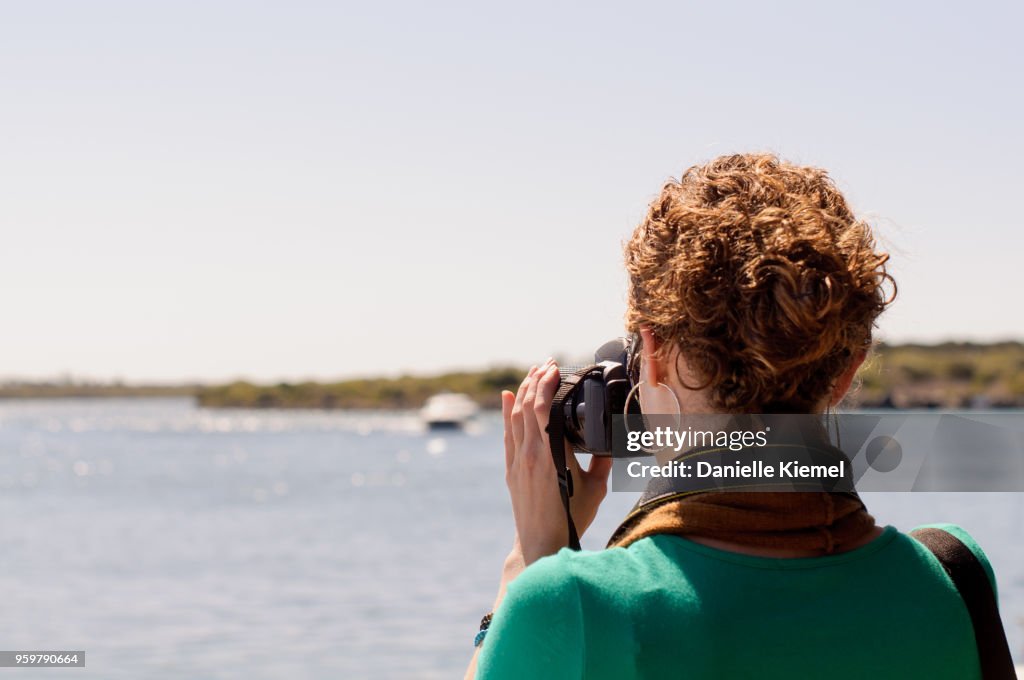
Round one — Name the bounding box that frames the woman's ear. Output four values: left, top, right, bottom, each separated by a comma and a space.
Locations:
830, 350, 867, 407
638, 327, 660, 385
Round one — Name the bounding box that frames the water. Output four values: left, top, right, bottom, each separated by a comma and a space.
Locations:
0, 399, 1021, 678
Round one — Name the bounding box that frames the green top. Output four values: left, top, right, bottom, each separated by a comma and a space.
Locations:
476, 524, 997, 679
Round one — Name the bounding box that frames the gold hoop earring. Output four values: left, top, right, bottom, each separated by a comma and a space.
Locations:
624, 380, 681, 419
623, 381, 683, 454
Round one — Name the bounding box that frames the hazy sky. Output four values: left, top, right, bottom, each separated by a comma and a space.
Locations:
2, 1, 1022, 382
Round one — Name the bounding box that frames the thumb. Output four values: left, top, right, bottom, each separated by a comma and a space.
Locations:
581, 455, 613, 488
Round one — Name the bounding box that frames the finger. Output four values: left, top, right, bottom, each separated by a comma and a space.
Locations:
583, 455, 614, 483
567, 453, 612, 499
521, 368, 542, 445
501, 390, 515, 470
581, 455, 613, 499
511, 367, 537, 449
533, 364, 560, 443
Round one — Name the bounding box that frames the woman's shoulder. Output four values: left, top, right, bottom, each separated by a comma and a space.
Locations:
510, 543, 646, 599
478, 548, 649, 678
499, 540, 669, 617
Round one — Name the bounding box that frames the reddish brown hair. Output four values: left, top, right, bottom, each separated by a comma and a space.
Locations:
625, 153, 895, 412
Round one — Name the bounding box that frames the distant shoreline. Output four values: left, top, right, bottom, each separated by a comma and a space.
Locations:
3, 341, 1022, 410
0, 384, 197, 399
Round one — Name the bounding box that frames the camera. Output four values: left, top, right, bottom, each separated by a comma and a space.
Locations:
546, 334, 641, 549
553, 335, 641, 455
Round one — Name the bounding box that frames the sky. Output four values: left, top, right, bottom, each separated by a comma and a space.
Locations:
1, 1, 1022, 383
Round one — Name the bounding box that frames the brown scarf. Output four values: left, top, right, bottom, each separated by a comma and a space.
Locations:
607, 491, 876, 554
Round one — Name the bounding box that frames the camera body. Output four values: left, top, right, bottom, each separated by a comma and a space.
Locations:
556, 336, 639, 455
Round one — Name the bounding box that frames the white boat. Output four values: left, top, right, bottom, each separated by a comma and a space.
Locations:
420, 393, 479, 430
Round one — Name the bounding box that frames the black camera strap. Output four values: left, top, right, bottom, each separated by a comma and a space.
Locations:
910, 528, 1016, 680
547, 365, 599, 551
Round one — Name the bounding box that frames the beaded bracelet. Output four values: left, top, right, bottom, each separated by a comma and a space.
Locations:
474, 612, 494, 648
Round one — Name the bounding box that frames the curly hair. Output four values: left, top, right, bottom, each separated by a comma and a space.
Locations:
625, 153, 895, 412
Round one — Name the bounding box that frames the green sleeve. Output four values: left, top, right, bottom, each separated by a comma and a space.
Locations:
913, 523, 998, 599
475, 551, 585, 680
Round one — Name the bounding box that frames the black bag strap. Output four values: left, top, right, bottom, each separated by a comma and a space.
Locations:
910, 528, 1016, 680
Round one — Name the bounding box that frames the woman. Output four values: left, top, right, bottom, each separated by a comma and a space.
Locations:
465, 154, 1002, 679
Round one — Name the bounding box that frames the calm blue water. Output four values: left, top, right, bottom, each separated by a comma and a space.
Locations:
0, 398, 1021, 678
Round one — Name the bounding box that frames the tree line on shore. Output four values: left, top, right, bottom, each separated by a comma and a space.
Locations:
3, 342, 1023, 410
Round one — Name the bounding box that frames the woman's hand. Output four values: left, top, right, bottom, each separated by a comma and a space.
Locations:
502, 359, 613, 565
